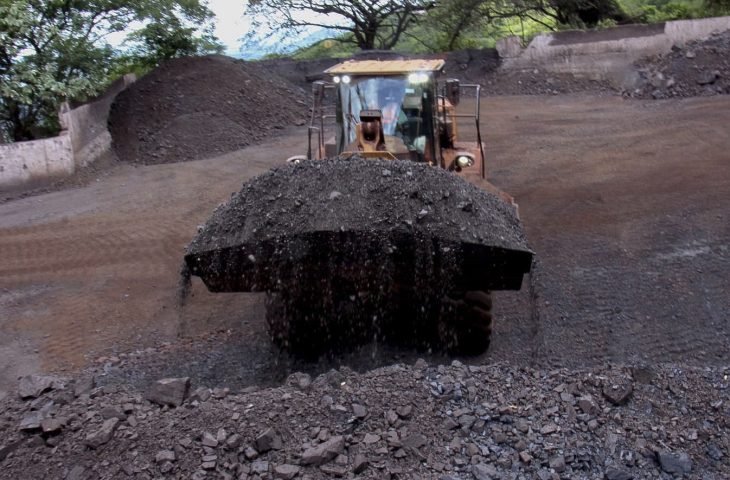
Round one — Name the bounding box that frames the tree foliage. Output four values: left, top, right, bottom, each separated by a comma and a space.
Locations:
246, 0, 436, 51
0, 0, 221, 142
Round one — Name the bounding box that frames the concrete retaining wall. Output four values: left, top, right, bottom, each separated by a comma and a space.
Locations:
0, 135, 74, 188
500, 16, 730, 80
0, 74, 135, 191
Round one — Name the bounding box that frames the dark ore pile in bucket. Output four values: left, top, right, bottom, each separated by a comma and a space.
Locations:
185, 156, 532, 353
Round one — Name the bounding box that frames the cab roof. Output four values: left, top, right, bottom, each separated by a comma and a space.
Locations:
324, 59, 446, 76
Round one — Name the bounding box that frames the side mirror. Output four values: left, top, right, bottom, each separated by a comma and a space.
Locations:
445, 79, 460, 106
312, 81, 326, 109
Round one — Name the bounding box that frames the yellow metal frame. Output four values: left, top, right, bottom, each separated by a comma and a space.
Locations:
325, 59, 446, 76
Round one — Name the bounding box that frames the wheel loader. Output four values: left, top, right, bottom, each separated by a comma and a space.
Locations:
184, 57, 533, 357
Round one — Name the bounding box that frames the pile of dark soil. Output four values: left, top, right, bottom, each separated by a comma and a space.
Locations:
185, 157, 531, 293
430, 48, 501, 86
188, 157, 528, 255
108, 55, 308, 165
441, 48, 615, 96
633, 29, 730, 99
1, 362, 728, 479
260, 57, 339, 91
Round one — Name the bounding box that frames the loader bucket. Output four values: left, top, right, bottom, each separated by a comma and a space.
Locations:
184, 157, 533, 296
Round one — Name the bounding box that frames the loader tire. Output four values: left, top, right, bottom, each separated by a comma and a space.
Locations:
439, 290, 493, 355
264, 293, 326, 355
264, 293, 290, 348
264, 291, 375, 357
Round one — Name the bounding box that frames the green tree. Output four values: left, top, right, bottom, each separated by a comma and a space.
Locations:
127, 15, 223, 69
0, 0, 220, 142
705, 0, 730, 11
409, 0, 487, 51
246, 0, 436, 51
549, 0, 629, 26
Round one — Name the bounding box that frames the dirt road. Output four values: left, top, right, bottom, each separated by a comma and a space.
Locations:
1, 96, 728, 397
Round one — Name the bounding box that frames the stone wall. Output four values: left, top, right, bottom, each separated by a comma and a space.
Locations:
499, 16, 730, 83
0, 135, 74, 189
0, 74, 136, 191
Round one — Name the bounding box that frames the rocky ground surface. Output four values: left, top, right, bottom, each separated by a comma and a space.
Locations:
632, 29, 730, 99
108, 56, 308, 165
1, 361, 727, 480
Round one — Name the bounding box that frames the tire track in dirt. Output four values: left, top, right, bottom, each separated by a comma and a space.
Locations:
486, 95, 730, 368
0, 212, 192, 369
0, 130, 305, 381
0, 215, 189, 282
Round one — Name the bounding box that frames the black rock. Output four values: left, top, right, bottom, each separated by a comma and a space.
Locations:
602, 380, 633, 406
657, 451, 692, 474
604, 466, 633, 480
706, 442, 723, 461
146, 378, 190, 407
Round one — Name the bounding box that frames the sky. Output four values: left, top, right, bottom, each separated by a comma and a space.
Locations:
208, 0, 251, 55
106, 1, 330, 58
208, 1, 334, 57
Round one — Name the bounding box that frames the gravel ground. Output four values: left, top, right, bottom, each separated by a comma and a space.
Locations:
1, 361, 727, 479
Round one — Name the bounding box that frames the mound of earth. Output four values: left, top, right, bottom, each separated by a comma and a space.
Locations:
633, 29, 730, 99
108, 55, 308, 165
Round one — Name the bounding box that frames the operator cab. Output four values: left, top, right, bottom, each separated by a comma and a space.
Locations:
301, 58, 485, 180
332, 73, 437, 162
320, 59, 449, 165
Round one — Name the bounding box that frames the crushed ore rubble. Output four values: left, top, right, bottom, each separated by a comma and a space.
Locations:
185, 157, 531, 295
187, 157, 528, 253
0, 362, 728, 479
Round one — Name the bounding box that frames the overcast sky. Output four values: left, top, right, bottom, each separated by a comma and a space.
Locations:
208, 0, 250, 54
106, 1, 329, 56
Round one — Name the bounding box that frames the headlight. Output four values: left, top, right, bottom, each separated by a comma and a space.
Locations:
333, 76, 341, 83
342, 75, 351, 84
408, 72, 429, 84
456, 155, 474, 168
